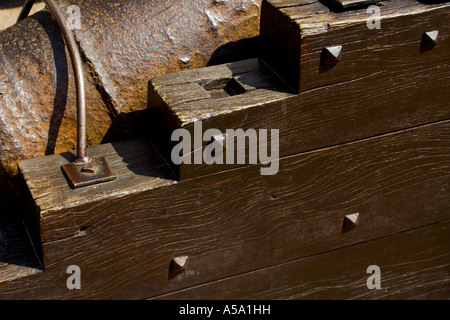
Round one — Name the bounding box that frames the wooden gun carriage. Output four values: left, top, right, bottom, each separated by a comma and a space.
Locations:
0, 0, 449, 299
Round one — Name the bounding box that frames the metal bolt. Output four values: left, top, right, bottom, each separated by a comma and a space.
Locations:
170, 256, 189, 273
322, 45, 343, 65
422, 30, 439, 50
342, 213, 360, 233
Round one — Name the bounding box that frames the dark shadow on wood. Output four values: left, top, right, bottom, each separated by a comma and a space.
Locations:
207, 36, 261, 66
101, 109, 154, 145
0, 167, 22, 213
106, 121, 177, 179
318, 0, 378, 12
318, 0, 346, 12
319, 49, 339, 74
0, 213, 42, 270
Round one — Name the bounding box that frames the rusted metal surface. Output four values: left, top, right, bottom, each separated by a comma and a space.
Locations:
17, 0, 117, 189
61, 156, 116, 189
0, 0, 262, 197
67, 0, 262, 113
0, 10, 109, 187
19, 0, 90, 164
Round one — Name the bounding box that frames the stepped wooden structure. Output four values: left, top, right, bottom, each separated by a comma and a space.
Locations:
0, 0, 449, 299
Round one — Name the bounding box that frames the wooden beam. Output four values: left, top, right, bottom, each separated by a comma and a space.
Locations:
154, 221, 450, 300
2, 120, 449, 299
149, 56, 450, 180
261, 0, 450, 92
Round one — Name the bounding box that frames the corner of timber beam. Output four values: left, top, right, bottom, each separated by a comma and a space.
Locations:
16, 138, 177, 266
148, 58, 295, 180
260, 0, 450, 92
148, 0, 450, 182
149, 49, 450, 182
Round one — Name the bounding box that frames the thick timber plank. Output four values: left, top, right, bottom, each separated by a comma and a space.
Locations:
1, 120, 449, 299
153, 221, 450, 300
260, 0, 450, 92
149, 56, 450, 180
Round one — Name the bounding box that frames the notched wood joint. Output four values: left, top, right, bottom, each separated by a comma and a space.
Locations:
200, 77, 246, 99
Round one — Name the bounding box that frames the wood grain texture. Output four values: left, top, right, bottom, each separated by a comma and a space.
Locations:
261, 0, 450, 92
149, 58, 292, 127
149, 55, 450, 180
148, 58, 294, 179
18, 138, 177, 214
2, 120, 449, 299
153, 221, 450, 300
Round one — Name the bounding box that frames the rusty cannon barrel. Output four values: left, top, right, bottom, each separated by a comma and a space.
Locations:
0, 0, 262, 198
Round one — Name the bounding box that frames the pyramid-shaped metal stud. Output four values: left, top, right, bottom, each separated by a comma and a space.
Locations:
421, 30, 439, 50
322, 45, 343, 65
424, 30, 439, 43
342, 213, 360, 233
170, 256, 189, 273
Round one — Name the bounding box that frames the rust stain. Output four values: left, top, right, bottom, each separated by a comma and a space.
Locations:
0, 0, 262, 197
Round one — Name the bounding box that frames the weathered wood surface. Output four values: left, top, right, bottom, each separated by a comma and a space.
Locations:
1, 120, 449, 299
17, 138, 177, 260
260, 0, 450, 92
149, 58, 294, 179
149, 59, 292, 116
19, 138, 177, 215
149, 56, 450, 180
153, 221, 450, 300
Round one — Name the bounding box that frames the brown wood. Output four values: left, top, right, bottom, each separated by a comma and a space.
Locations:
153, 221, 450, 300
17, 138, 177, 258
19, 138, 177, 218
149, 54, 450, 180
0, 0, 448, 301
1, 120, 449, 299
148, 58, 295, 179
260, 0, 450, 92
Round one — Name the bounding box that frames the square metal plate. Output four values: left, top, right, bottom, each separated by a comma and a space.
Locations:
61, 157, 116, 189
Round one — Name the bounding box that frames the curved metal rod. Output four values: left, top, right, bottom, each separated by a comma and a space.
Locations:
17, 0, 35, 22
18, 0, 88, 163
